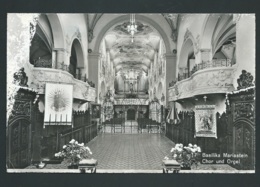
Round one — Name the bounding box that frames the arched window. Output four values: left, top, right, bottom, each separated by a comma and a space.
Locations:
178, 39, 195, 80
69, 39, 84, 78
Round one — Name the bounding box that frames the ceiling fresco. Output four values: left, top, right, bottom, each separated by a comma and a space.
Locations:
103, 20, 163, 74
113, 21, 154, 36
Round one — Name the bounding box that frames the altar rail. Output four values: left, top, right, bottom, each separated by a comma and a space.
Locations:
102, 118, 161, 134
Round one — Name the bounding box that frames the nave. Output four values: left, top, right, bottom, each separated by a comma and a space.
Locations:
6, 13, 255, 172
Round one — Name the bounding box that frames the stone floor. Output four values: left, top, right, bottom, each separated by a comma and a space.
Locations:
88, 134, 174, 170
25, 134, 237, 171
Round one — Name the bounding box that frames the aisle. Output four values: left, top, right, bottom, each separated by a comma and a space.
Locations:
87, 134, 175, 170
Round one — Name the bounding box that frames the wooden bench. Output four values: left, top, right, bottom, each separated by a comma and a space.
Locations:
162, 159, 181, 173
78, 159, 98, 173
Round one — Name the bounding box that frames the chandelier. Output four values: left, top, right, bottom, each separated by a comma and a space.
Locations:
127, 14, 137, 43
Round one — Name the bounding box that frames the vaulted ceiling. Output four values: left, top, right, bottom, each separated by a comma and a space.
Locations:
103, 20, 162, 73
87, 14, 178, 73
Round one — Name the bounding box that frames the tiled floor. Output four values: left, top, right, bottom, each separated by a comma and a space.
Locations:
87, 134, 175, 170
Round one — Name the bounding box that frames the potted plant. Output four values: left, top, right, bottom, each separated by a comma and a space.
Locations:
55, 139, 93, 169
164, 143, 201, 170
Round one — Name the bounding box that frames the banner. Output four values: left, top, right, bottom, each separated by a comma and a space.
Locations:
44, 83, 73, 127
166, 102, 180, 124
195, 105, 217, 138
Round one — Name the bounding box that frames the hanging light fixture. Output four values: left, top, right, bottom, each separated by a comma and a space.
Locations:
127, 14, 138, 43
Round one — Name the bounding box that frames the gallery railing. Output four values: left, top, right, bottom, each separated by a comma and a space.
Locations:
32, 60, 95, 88
177, 59, 232, 82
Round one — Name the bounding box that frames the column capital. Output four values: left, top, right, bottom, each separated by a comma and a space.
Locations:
165, 53, 177, 59
53, 48, 66, 52
89, 52, 101, 59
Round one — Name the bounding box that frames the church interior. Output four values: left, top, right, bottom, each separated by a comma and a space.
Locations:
6, 13, 255, 172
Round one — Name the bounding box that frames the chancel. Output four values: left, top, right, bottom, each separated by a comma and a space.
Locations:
6, 13, 255, 173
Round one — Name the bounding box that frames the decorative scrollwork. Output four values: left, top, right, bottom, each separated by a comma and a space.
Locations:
88, 29, 94, 43
169, 80, 177, 87
237, 70, 254, 90
34, 58, 52, 68
234, 103, 254, 122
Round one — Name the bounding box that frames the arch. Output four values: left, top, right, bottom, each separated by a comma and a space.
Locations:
30, 14, 53, 67
200, 14, 220, 50
46, 14, 64, 49
93, 15, 171, 54
36, 14, 53, 49
70, 39, 84, 68
8, 116, 30, 127
213, 27, 236, 55
127, 108, 136, 120
179, 38, 195, 68
200, 14, 235, 55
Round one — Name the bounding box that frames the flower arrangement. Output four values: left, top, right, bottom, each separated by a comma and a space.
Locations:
164, 143, 201, 169
55, 139, 93, 166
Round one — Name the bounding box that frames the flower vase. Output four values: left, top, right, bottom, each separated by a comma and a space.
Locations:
68, 163, 79, 169
181, 166, 191, 170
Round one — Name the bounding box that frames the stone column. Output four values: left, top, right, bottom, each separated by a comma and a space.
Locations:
165, 53, 177, 105
56, 49, 65, 69
89, 52, 101, 98
199, 49, 212, 63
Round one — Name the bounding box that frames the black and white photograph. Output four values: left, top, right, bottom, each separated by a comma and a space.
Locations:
6, 13, 255, 175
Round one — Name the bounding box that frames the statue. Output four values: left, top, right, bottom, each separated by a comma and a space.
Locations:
161, 93, 165, 103
237, 70, 254, 90
129, 82, 134, 94
13, 68, 28, 87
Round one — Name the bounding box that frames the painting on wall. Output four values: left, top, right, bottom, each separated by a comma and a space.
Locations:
195, 105, 217, 138
44, 83, 73, 127
91, 104, 101, 119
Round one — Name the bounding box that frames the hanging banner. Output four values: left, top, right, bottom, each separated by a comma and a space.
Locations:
195, 105, 217, 138
44, 83, 73, 127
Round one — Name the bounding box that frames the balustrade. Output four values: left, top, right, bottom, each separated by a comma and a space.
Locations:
176, 59, 232, 82
32, 60, 95, 88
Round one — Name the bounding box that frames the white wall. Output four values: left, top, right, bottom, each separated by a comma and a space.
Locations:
234, 14, 255, 88
176, 14, 208, 76
58, 14, 89, 76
